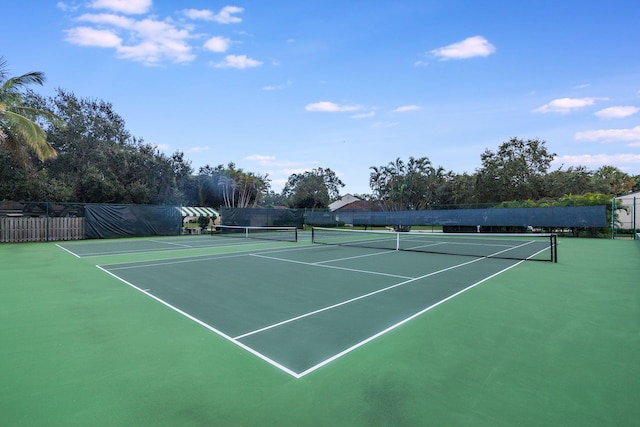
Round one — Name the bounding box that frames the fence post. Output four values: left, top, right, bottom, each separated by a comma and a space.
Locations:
45, 202, 49, 241
611, 197, 615, 239
634, 197, 637, 238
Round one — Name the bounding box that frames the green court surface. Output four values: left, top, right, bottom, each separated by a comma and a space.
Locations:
1, 233, 639, 426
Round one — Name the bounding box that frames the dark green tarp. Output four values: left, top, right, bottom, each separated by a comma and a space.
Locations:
308, 206, 608, 228
85, 205, 181, 239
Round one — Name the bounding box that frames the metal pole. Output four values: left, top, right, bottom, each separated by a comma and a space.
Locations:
634, 197, 637, 239
611, 197, 615, 239
45, 202, 50, 242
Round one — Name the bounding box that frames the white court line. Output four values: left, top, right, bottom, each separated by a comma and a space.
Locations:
103, 250, 312, 271
86, 239, 265, 257
58, 237, 287, 258
313, 250, 399, 264
96, 265, 299, 378
295, 259, 525, 378
249, 253, 414, 280
96, 240, 538, 378
234, 255, 486, 340
55, 243, 82, 258
99, 246, 360, 270
147, 239, 194, 248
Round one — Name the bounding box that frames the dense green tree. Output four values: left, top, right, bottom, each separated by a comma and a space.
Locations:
543, 165, 596, 198
287, 174, 329, 208
0, 148, 73, 201
475, 137, 556, 202
444, 172, 478, 205
632, 175, 640, 193
591, 165, 635, 196
197, 163, 269, 208
0, 57, 58, 166
369, 157, 447, 209
283, 167, 344, 209
25, 89, 187, 204
261, 190, 290, 208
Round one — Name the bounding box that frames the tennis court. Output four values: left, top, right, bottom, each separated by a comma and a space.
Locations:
57, 229, 556, 378
3, 230, 639, 426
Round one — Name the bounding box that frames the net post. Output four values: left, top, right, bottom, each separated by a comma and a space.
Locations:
396, 231, 400, 251
552, 234, 558, 263
634, 197, 637, 237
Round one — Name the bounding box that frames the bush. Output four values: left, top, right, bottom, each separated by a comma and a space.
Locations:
197, 215, 209, 229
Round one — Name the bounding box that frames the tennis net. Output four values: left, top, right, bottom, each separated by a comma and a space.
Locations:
216, 225, 298, 242
311, 227, 557, 262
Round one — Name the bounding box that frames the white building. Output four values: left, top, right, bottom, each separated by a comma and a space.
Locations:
616, 191, 640, 230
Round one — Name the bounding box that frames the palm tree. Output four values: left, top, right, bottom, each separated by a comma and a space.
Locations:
0, 57, 58, 166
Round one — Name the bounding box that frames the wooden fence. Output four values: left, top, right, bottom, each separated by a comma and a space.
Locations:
0, 217, 85, 243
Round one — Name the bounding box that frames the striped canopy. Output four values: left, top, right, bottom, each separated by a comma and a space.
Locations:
178, 206, 219, 217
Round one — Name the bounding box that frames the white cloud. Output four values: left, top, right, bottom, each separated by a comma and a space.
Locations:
262, 80, 292, 91
595, 106, 639, 119
553, 153, 640, 168
574, 126, 640, 144
57, 2, 79, 12
63, 3, 248, 66
182, 9, 215, 20
534, 97, 603, 114
351, 111, 376, 119
88, 0, 151, 14
120, 19, 194, 64
203, 36, 231, 53
305, 101, 362, 112
431, 35, 496, 60
77, 13, 134, 28
65, 27, 122, 47
213, 6, 244, 23
393, 105, 421, 113
213, 55, 262, 69
184, 6, 243, 23
66, 11, 195, 65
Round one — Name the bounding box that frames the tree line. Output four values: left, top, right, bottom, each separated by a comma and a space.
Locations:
1, 59, 639, 210
364, 140, 639, 210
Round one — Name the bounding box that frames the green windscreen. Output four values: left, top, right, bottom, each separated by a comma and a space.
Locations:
312, 227, 557, 262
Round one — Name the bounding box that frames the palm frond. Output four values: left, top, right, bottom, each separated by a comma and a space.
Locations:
1, 127, 31, 167
0, 56, 8, 82
1, 110, 57, 162
4, 71, 46, 90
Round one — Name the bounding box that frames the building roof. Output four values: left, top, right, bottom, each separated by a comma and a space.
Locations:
332, 199, 386, 212
178, 206, 219, 217
617, 191, 640, 200
328, 194, 361, 211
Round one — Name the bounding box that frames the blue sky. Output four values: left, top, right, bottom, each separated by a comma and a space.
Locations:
3, 0, 640, 194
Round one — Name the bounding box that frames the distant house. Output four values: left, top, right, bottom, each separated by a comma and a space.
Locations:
328, 194, 385, 212
616, 191, 640, 230
328, 194, 361, 211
